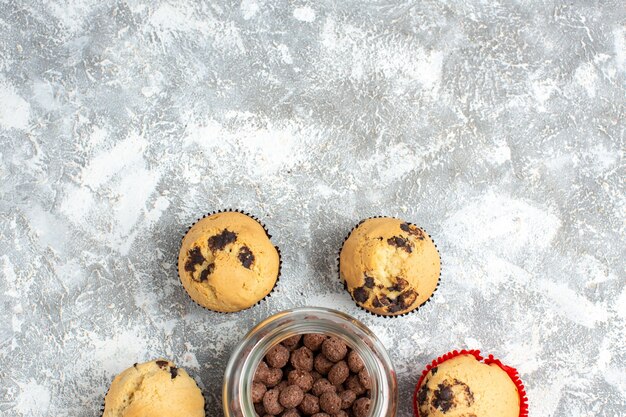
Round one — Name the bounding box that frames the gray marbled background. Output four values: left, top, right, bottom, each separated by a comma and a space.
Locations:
0, 1, 624, 416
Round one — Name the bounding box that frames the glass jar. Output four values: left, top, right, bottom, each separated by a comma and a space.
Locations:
223, 307, 398, 417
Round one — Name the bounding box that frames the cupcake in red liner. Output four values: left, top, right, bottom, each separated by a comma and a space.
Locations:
413, 349, 528, 417
177, 209, 281, 313
338, 216, 441, 318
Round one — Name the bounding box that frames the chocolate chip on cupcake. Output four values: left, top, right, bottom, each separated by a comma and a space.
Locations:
178, 211, 280, 312
252, 334, 372, 417
339, 217, 440, 316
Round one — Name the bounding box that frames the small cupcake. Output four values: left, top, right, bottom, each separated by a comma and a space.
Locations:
178, 211, 280, 313
339, 217, 440, 316
103, 359, 204, 417
413, 350, 528, 417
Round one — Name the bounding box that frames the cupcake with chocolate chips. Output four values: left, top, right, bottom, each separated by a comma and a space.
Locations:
102, 359, 204, 417
339, 217, 440, 316
413, 350, 527, 417
178, 211, 280, 312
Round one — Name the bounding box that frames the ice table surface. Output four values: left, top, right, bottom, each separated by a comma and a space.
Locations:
0, 1, 624, 416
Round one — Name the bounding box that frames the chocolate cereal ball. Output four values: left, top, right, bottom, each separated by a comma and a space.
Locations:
321, 337, 347, 362
352, 398, 371, 417
252, 382, 267, 403
288, 370, 314, 392
312, 379, 336, 397
328, 361, 349, 385
319, 392, 341, 414
263, 389, 284, 415
310, 414, 330, 417
279, 385, 304, 408
347, 351, 364, 373
314, 355, 334, 375
299, 393, 320, 415
282, 335, 302, 351
303, 334, 326, 351
266, 344, 290, 369
265, 368, 283, 387
358, 369, 371, 389
339, 390, 356, 409
291, 347, 314, 371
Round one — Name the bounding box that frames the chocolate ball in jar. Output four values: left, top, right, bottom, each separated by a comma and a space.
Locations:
252, 334, 373, 417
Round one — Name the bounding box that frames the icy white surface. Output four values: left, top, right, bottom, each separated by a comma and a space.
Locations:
0, 1, 624, 416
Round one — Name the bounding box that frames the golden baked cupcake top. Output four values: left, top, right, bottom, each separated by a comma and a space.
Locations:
103, 359, 204, 417
339, 217, 440, 316
178, 211, 279, 312
416, 354, 520, 417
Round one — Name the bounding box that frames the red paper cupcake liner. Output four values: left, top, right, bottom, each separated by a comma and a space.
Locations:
412, 349, 528, 417
177, 209, 282, 314
337, 216, 442, 318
